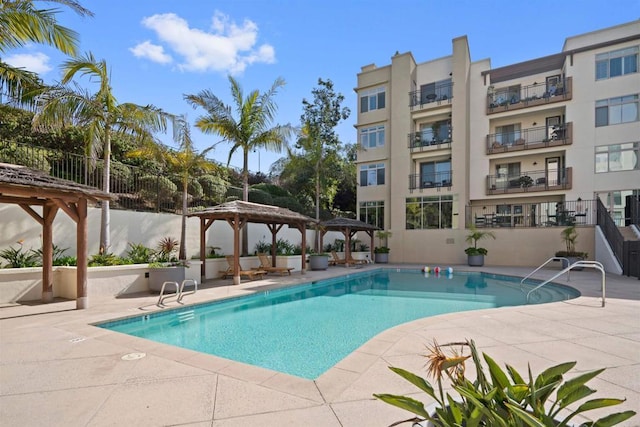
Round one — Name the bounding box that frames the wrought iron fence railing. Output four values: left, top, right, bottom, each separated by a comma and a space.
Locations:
0, 140, 231, 213
466, 199, 596, 228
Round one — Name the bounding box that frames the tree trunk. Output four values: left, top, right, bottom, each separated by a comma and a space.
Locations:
241, 148, 249, 256
179, 176, 188, 260
99, 129, 111, 254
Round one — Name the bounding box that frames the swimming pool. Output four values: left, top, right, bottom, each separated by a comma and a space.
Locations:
97, 269, 579, 379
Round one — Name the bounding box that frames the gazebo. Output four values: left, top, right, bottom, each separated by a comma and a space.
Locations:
319, 217, 380, 265
188, 201, 316, 285
0, 163, 111, 309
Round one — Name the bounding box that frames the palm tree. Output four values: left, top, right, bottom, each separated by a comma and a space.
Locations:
185, 75, 293, 254
129, 115, 218, 260
0, 0, 93, 105
33, 52, 169, 253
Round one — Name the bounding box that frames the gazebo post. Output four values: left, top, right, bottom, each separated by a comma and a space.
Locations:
76, 198, 88, 309
367, 230, 374, 263
42, 204, 58, 303
232, 214, 242, 286
344, 227, 352, 267
300, 223, 307, 275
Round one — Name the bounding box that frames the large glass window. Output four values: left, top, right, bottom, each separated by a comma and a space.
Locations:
419, 120, 451, 145
360, 125, 385, 149
595, 142, 639, 173
360, 163, 385, 186
420, 78, 452, 104
595, 94, 639, 127
495, 123, 521, 145
420, 160, 451, 188
360, 87, 386, 113
596, 46, 639, 80
359, 201, 384, 229
406, 195, 453, 229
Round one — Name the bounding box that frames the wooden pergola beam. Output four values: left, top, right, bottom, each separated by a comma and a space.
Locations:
19, 204, 44, 226
51, 198, 79, 223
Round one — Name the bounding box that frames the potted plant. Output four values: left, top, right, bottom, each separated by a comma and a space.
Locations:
464, 225, 495, 267
374, 339, 636, 426
148, 237, 187, 292
374, 230, 393, 263
555, 225, 588, 269
308, 252, 329, 270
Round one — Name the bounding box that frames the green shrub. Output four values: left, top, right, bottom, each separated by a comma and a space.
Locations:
187, 179, 204, 199
251, 183, 290, 198
198, 175, 229, 203
0, 241, 39, 268
126, 242, 153, 264
32, 244, 69, 265
54, 256, 77, 266
248, 188, 273, 205
138, 175, 177, 204
88, 252, 125, 266
272, 196, 304, 213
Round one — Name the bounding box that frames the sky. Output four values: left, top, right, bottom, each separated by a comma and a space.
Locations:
5, 0, 640, 173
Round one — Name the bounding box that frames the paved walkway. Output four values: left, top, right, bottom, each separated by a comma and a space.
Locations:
1, 265, 638, 426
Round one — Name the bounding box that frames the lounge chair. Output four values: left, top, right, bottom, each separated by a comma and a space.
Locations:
220, 256, 267, 280
330, 251, 347, 266
256, 253, 294, 276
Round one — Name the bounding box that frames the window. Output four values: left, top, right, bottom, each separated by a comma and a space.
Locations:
359, 201, 384, 229
406, 195, 453, 229
420, 160, 451, 188
495, 162, 521, 188
360, 87, 385, 113
419, 120, 451, 145
360, 163, 385, 186
595, 95, 639, 127
360, 125, 385, 149
493, 85, 521, 105
596, 46, 638, 80
595, 143, 639, 173
495, 123, 521, 145
420, 78, 452, 104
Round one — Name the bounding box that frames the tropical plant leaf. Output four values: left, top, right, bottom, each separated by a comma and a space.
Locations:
484, 353, 511, 390
372, 394, 431, 419
591, 410, 637, 427
534, 362, 575, 388
388, 367, 436, 397
506, 364, 526, 384
556, 369, 605, 403
550, 385, 595, 416
504, 402, 547, 427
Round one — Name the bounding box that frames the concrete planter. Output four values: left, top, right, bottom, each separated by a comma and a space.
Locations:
148, 266, 185, 293
467, 254, 485, 267
374, 252, 389, 263
309, 255, 329, 270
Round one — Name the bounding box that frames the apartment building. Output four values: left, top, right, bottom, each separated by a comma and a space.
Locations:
355, 20, 640, 266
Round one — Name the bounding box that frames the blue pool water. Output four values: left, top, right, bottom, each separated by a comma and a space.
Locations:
97, 269, 579, 379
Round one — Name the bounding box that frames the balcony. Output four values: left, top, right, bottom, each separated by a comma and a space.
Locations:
487, 122, 572, 154
486, 77, 572, 115
409, 171, 452, 191
467, 199, 595, 228
408, 130, 452, 152
486, 167, 572, 195
409, 81, 454, 110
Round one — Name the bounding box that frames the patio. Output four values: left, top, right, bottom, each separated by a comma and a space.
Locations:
1, 265, 638, 426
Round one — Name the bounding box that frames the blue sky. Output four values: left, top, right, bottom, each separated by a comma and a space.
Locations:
5, 0, 639, 172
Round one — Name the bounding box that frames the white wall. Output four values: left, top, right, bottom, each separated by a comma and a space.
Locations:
0, 204, 343, 260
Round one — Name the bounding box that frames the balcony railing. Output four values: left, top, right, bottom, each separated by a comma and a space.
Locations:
466, 199, 596, 228
486, 167, 572, 195
487, 122, 572, 154
409, 171, 452, 191
408, 131, 452, 151
486, 77, 572, 114
409, 82, 454, 109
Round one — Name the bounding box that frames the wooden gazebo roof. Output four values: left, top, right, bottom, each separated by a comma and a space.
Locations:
0, 163, 111, 309
189, 200, 316, 226
319, 217, 380, 265
188, 201, 316, 284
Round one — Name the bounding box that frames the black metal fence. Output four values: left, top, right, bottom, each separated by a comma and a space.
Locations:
0, 140, 233, 213
596, 198, 624, 265
466, 199, 597, 228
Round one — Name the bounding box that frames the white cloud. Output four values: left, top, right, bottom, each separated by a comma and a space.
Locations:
4, 52, 52, 74
135, 11, 275, 74
129, 40, 173, 64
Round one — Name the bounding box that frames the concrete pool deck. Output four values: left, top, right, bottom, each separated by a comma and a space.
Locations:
1, 265, 638, 426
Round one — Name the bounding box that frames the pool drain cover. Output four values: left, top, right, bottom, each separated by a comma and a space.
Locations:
121, 352, 146, 361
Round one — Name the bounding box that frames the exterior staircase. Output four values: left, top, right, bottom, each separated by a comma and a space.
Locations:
618, 225, 639, 241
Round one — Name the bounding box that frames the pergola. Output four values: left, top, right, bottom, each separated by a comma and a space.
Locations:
188, 201, 316, 285
0, 163, 111, 309
319, 217, 379, 265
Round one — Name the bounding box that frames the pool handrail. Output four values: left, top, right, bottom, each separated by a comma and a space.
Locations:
520, 256, 570, 291
157, 279, 198, 307
526, 260, 606, 307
